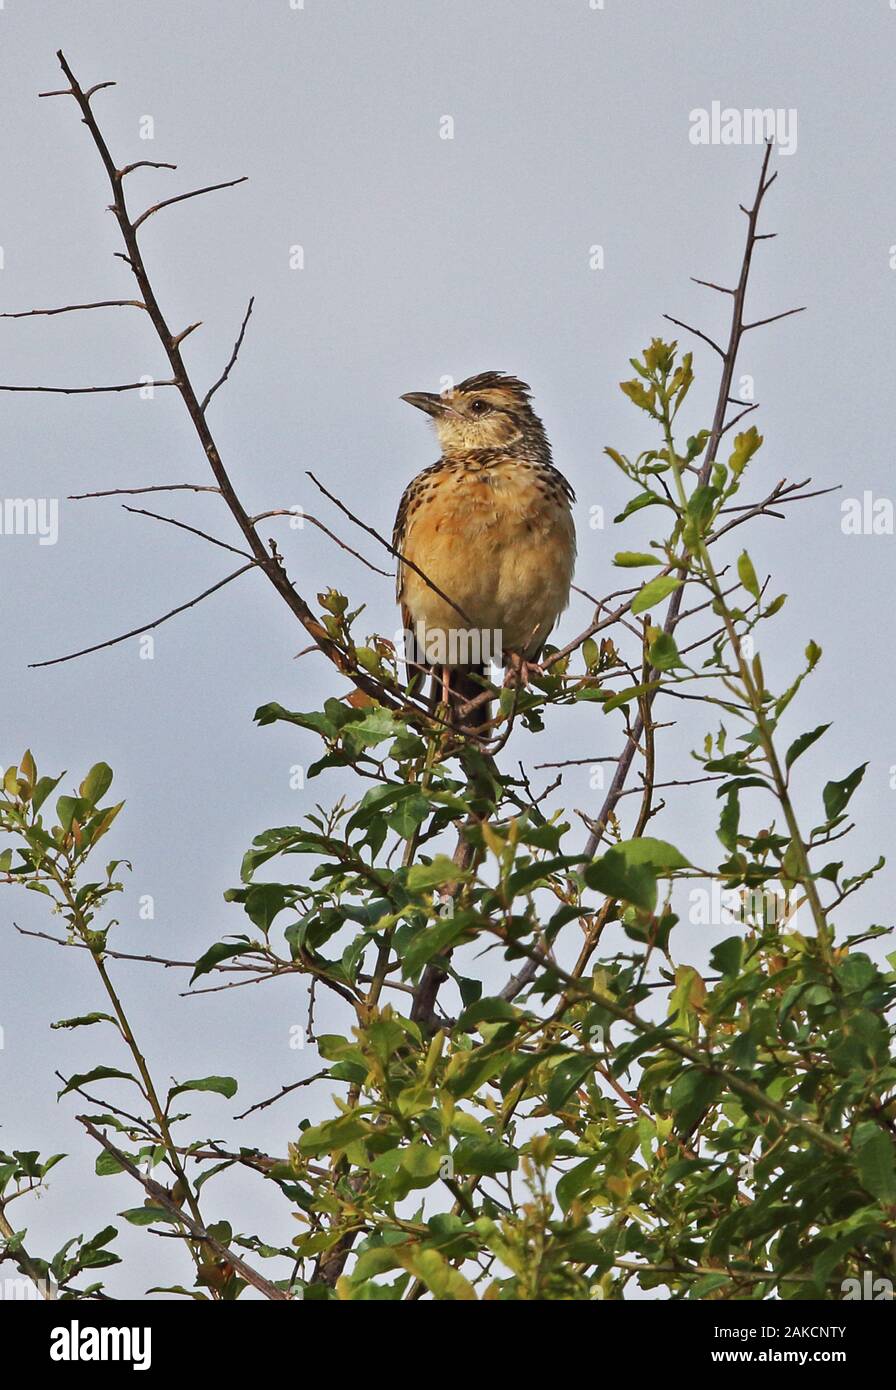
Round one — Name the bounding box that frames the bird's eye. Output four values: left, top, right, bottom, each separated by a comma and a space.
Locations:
470, 399, 489, 415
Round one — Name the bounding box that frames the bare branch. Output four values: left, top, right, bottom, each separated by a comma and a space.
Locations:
253, 508, 393, 577
234, 1073, 331, 1122
70, 483, 220, 500
709, 480, 840, 543
200, 296, 255, 412
0, 379, 176, 395
534, 756, 623, 769
690, 277, 734, 295
29, 563, 256, 668
132, 176, 248, 231
121, 505, 253, 558
662, 314, 725, 359
171, 320, 202, 347
721, 401, 760, 436
119, 160, 177, 176
0, 300, 146, 319
742, 306, 806, 332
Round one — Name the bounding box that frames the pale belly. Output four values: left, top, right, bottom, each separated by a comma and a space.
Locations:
400, 468, 576, 659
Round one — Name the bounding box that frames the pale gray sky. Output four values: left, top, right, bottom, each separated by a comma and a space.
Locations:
2, 0, 894, 1298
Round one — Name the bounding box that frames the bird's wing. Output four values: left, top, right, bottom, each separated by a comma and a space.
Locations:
391, 459, 443, 605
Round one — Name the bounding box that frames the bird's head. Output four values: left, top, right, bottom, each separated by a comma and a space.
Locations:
401, 372, 548, 455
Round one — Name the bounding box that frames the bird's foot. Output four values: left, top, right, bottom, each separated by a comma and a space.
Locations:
503, 653, 544, 689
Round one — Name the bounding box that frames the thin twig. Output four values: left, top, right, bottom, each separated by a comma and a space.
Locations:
233, 1072, 331, 1122
200, 296, 254, 412
70, 483, 220, 500
132, 176, 248, 231
0, 300, 146, 319
121, 505, 253, 558
29, 563, 256, 668
252, 508, 393, 577
0, 379, 176, 395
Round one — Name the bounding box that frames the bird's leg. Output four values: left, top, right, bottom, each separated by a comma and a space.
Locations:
441, 665, 452, 710
503, 651, 544, 689
426, 670, 440, 717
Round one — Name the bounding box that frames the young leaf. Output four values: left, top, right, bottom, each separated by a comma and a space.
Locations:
785, 723, 831, 771
737, 550, 760, 600
822, 763, 867, 822
631, 575, 681, 616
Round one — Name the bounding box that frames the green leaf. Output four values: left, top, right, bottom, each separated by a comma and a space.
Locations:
350, 708, 403, 747
601, 680, 659, 713
402, 916, 472, 978
298, 1112, 374, 1157
613, 551, 662, 568
852, 1125, 896, 1202
80, 763, 114, 805
586, 853, 655, 912
709, 937, 743, 977
607, 837, 690, 872
556, 1157, 601, 1214
243, 883, 293, 932
55, 795, 89, 833
619, 378, 657, 416
451, 1136, 518, 1176
385, 793, 429, 839
669, 1068, 721, 1133
686, 484, 718, 531
95, 1150, 131, 1177
737, 550, 760, 599
57, 1067, 138, 1099
613, 492, 666, 524
631, 574, 681, 616
648, 632, 683, 671
167, 1076, 238, 1103
190, 940, 254, 984
50, 1012, 117, 1032
717, 788, 740, 852
547, 1055, 594, 1109
728, 426, 763, 476
406, 856, 465, 892
119, 1206, 180, 1226
456, 998, 520, 1033
586, 837, 689, 912
822, 763, 867, 822
785, 724, 831, 770
444, 1047, 509, 1099
32, 772, 64, 813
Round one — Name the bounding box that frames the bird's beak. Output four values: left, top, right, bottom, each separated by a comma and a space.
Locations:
400, 391, 445, 418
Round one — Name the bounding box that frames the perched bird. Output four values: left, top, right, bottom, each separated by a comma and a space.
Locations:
394, 371, 576, 732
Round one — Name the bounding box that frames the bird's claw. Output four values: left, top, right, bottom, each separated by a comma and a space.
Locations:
503, 654, 544, 689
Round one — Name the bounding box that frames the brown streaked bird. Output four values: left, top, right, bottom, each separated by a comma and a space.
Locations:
394, 371, 576, 732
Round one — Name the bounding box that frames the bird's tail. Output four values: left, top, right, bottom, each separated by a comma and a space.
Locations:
444, 665, 491, 733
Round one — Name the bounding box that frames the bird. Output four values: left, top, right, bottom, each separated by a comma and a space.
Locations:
393, 371, 576, 734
